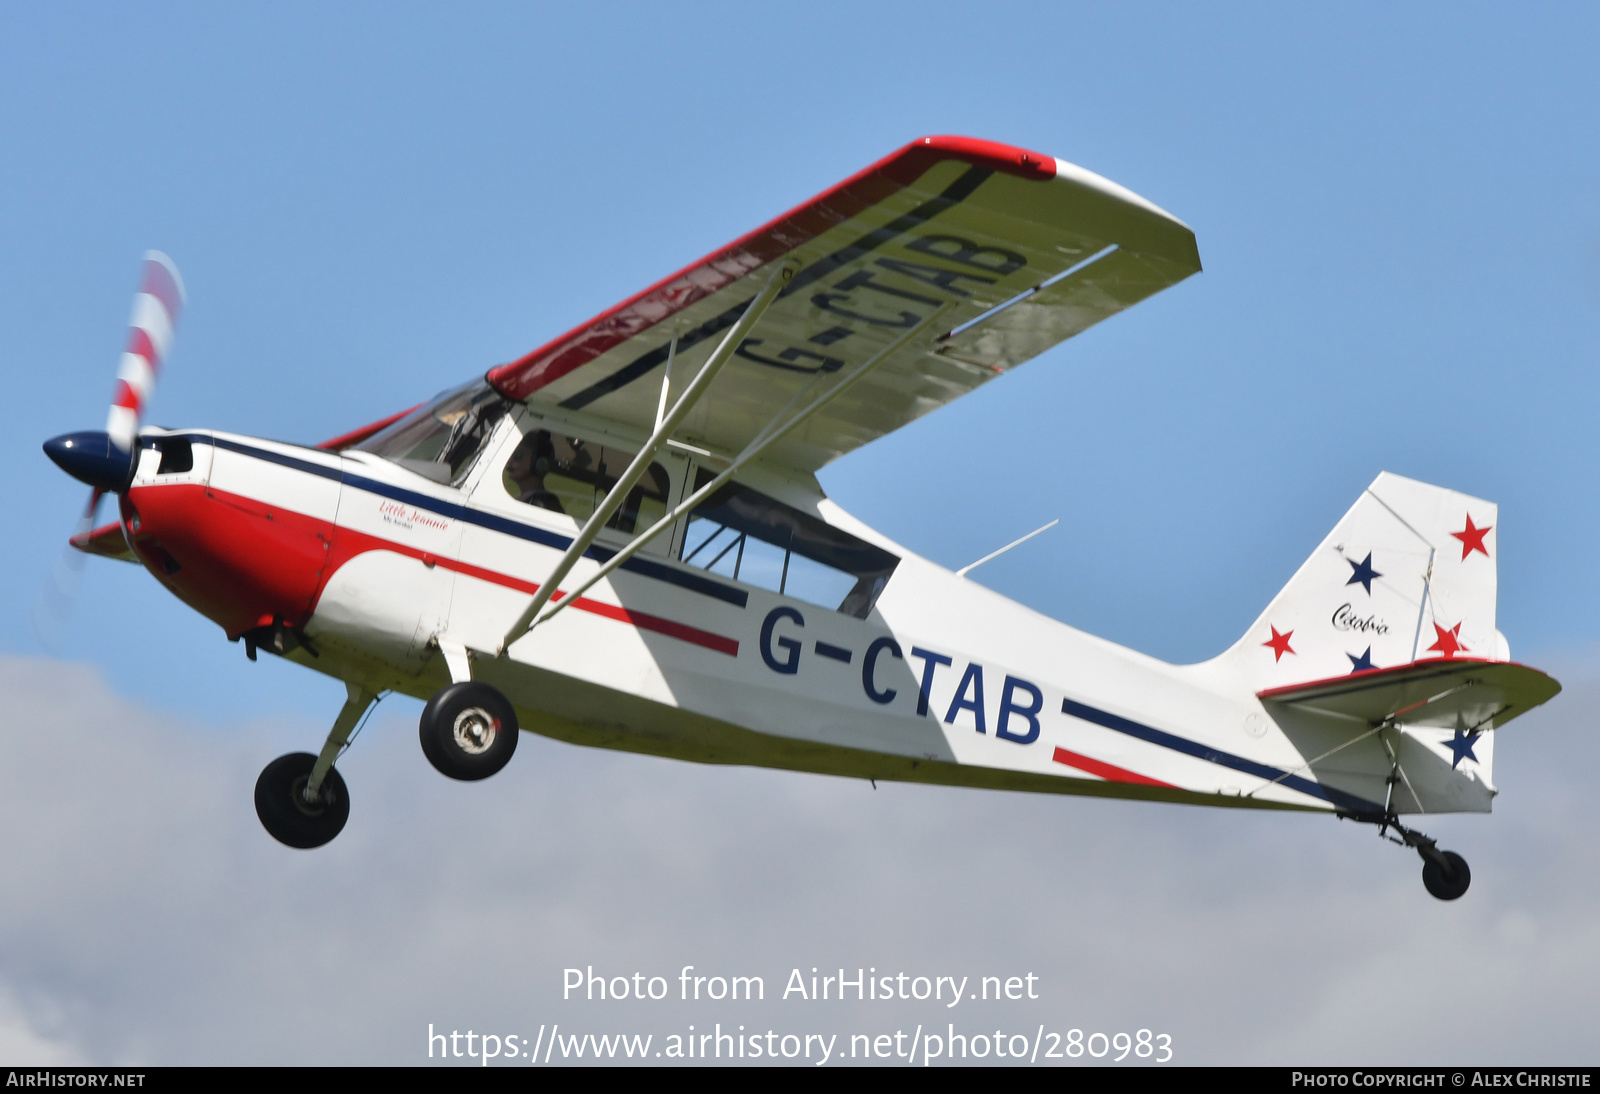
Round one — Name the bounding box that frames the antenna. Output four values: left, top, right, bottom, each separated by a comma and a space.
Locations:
956, 519, 1060, 577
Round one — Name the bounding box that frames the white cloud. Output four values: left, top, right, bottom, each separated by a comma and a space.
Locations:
0, 655, 1594, 1065
0, 986, 84, 1066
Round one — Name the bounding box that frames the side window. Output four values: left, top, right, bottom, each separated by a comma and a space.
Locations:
154, 437, 193, 475
680, 471, 899, 619
503, 429, 671, 536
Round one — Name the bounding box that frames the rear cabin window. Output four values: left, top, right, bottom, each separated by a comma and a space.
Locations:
681, 471, 898, 619
502, 429, 671, 536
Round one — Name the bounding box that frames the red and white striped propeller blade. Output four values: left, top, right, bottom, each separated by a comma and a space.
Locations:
106, 251, 185, 452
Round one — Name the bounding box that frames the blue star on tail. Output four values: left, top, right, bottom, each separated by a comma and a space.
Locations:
1346, 552, 1382, 594
1444, 728, 1481, 768
1347, 647, 1375, 673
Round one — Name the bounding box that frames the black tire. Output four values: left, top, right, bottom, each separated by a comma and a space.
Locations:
419, 682, 519, 781
254, 752, 349, 849
1421, 850, 1471, 901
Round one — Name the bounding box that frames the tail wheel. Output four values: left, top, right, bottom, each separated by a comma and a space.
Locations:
1421, 851, 1471, 901
254, 752, 349, 849
420, 682, 519, 781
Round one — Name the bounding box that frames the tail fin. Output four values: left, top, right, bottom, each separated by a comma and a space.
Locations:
1214, 472, 1504, 688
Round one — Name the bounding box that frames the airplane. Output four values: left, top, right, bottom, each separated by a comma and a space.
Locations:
43, 136, 1560, 900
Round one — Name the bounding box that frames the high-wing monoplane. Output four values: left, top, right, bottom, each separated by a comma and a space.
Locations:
44, 136, 1560, 899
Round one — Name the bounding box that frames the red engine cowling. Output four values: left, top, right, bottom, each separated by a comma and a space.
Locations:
122, 482, 336, 638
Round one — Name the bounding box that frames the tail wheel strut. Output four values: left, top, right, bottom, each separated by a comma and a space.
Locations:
1339, 810, 1472, 901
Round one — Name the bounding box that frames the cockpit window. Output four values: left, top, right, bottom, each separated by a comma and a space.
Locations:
154, 437, 193, 475
503, 429, 671, 536
681, 471, 898, 618
354, 380, 511, 485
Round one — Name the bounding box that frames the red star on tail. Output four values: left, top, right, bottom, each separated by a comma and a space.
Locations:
1451, 515, 1492, 560
1428, 621, 1469, 657
1263, 626, 1295, 662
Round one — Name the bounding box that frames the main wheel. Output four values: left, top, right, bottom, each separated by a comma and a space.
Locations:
254, 752, 349, 849
1421, 850, 1471, 901
419, 682, 519, 781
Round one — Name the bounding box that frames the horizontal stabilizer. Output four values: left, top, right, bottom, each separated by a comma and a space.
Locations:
70, 521, 137, 563
1259, 658, 1560, 732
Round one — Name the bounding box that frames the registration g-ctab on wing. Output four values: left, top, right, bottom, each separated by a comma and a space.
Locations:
485, 135, 1202, 475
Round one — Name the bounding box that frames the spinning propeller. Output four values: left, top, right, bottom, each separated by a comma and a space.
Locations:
35, 252, 186, 645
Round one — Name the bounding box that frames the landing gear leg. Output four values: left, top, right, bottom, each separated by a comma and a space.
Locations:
255, 681, 375, 849
1342, 723, 1471, 900
1339, 810, 1472, 901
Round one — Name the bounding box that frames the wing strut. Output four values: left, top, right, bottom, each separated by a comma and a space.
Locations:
497, 261, 797, 652
654, 335, 677, 431
504, 300, 955, 645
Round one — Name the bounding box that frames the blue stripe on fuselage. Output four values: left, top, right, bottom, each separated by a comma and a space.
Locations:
1059, 697, 1383, 812
182, 433, 749, 608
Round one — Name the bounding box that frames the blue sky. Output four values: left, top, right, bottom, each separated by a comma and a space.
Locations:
1, 3, 1597, 1065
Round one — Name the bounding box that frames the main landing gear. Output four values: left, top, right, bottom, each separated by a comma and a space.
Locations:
417, 637, 519, 780
253, 661, 521, 848
255, 752, 350, 849
256, 681, 373, 849
1340, 811, 1471, 901
419, 681, 518, 781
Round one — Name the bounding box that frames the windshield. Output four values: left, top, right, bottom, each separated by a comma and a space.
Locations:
354, 380, 512, 485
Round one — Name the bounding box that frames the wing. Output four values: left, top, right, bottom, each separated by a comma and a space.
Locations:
317, 404, 419, 452
485, 136, 1201, 473
70, 521, 137, 563
1258, 659, 1561, 732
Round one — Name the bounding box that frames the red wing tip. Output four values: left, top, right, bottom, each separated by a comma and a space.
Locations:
913, 135, 1056, 180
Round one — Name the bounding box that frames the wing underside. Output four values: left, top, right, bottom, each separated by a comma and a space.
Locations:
484, 136, 1201, 473
70, 521, 137, 563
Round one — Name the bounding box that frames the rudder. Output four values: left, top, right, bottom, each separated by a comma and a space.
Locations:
1213, 472, 1503, 689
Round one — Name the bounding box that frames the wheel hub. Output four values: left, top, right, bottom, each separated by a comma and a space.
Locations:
452, 707, 499, 755
290, 774, 331, 816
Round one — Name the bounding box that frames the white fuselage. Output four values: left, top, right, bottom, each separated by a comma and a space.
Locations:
122, 415, 1480, 819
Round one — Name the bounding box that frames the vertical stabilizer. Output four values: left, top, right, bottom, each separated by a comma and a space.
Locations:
1214, 472, 1501, 690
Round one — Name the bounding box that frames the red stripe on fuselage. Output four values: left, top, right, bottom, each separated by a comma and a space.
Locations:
328, 523, 740, 657
1051, 746, 1177, 788
127, 479, 739, 656
561, 596, 739, 657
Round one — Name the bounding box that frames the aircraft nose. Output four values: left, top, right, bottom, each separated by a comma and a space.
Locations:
43, 431, 136, 492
